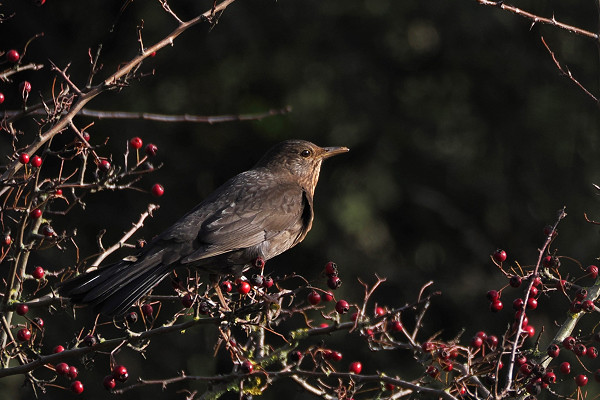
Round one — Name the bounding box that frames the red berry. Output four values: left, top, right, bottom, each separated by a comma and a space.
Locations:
221, 281, 232, 293
583, 300, 595, 312
563, 336, 576, 350
486, 335, 499, 349
16, 304, 28, 315
99, 159, 111, 171
532, 276, 542, 286
83, 334, 97, 347
509, 275, 522, 288
262, 276, 273, 288
520, 363, 533, 375
16, 328, 31, 341
327, 275, 342, 289
490, 299, 503, 312
375, 306, 385, 317
587, 346, 598, 359
308, 291, 321, 305
56, 362, 70, 375
103, 375, 116, 390
547, 344, 560, 358
575, 343, 587, 356
335, 299, 349, 314
571, 301, 582, 313
529, 286, 538, 297
141, 304, 153, 317
42, 225, 55, 237
324, 350, 342, 361
426, 365, 440, 378
68, 366, 79, 379
181, 293, 193, 308
253, 256, 265, 269
543, 371, 556, 384
6, 49, 20, 63
31, 155, 42, 168
349, 361, 362, 374
576, 374, 588, 387
471, 336, 483, 348
422, 342, 435, 352
324, 261, 338, 276
384, 383, 395, 391
523, 325, 535, 337
82, 132, 90, 141
587, 265, 599, 278
526, 298, 538, 310
130, 137, 143, 149
32, 266, 44, 279
19, 81, 32, 94
560, 362, 571, 374
19, 153, 30, 164
237, 281, 251, 295
145, 143, 158, 156
53, 345, 65, 353
241, 360, 253, 374
543, 224, 556, 237
112, 365, 129, 382
322, 292, 334, 302
389, 321, 403, 332
516, 355, 527, 365
33, 317, 43, 329
0, 92, 4, 104
71, 380, 84, 394
475, 331, 487, 340
513, 298, 524, 311
151, 183, 164, 197
3, 234, 11, 246
30, 208, 42, 219
486, 290, 500, 301
492, 249, 507, 263
55, 189, 63, 196
149, 51, 157, 57
576, 288, 588, 300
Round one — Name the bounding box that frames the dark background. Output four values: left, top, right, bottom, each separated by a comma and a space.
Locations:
1, 0, 600, 398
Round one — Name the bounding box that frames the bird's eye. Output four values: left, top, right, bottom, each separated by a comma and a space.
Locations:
300, 149, 311, 157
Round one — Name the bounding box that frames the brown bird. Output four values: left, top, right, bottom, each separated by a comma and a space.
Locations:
58, 140, 349, 315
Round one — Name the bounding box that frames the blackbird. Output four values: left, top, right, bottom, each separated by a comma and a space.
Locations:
58, 139, 349, 315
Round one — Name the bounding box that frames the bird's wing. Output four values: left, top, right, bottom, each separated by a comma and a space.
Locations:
157, 171, 308, 264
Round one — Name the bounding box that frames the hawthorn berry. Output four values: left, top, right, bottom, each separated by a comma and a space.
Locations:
486, 290, 499, 301
53, 345, 65, 353
375, 306, 385, 317
324, 350, 342, 361
99, 159, 111, 171
56, 362, 70, 375
529, 286, 538, 297
19, 81, 32, 94
543, 371, 556, 384
520, 363, 533, 375
237, 281, 251, 295
543, 224, 556, 237
83, 334, 97, 347
523, 324, 535, 337
322, 292, 334, 302
563, 336, 576, 350
288, 350, 303, 363
492, 249, 507, 263
335, 299, 349, 314
250, 274, 263, 287
475, 331, 487, 340
575, 343, 587, 357
30, 209, 42, 219
253, 256, 265, 269
582, 300, 595, 312
576, 374, 588, 387
516, 355, 527, 365
531, 276, 542, 287
16, 304, 28, 315
576, 289, 588, 300
3, 234, 11, 246
307, 291, 321, 305
422, 342, 435, 352
547, 344, 560, 358
103, 375, 116, 390
486, 335, 499, 349
570, 301, 582, 313
126, 312, 138, 324
19, 153, 30, 164
471, 336, 483, 348
559, 361, 571, 374
509, 275, 522, 288
587, 346, 598, 359
241, 361, 253, 374
526, 298, 538, 310
587, 265, 599, 279
113, 365, 129, 382
32, 266, 45, 279
130, 137, 143, 149
0, 92, 4, 104
151, 183, 164, 197
145, 143, 158, 156
389, 320, 403, 332
181, 293, 194, 308
426, 365, 440, 379
71, 380, 84, 394
68, 366, 79, 379
33, 317, 44, 329
262, 276, 273, 288
6, 49, 20, 63
490, 300, 503, 312
384, 383, 395, 391
141, 304, 153, 317
349, 361, 362, 374
55, 189, 63, 196
16, 328, 31, 341
324, 261, 338, 276
221, 281, 233, 293
327, 275, 342, 289
31, 155, 42, 168
82, 132, 90, 141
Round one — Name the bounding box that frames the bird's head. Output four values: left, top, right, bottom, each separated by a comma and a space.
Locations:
254, 140, 349, 195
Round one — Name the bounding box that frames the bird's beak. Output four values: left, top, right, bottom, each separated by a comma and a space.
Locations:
320, 146, 349, 159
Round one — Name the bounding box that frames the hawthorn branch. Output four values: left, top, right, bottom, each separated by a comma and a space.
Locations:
0, 63, 45, 81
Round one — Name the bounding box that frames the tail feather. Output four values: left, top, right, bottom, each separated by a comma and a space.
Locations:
58, 254, 173, 316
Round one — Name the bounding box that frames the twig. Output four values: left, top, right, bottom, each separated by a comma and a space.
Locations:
0, 63, 45, 81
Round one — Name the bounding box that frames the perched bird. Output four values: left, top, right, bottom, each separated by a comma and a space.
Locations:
58, 140, 349, 315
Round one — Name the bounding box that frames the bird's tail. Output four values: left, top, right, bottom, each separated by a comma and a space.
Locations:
57, 256, 173, 316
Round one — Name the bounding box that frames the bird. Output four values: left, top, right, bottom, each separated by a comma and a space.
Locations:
57, 139, 349, 316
